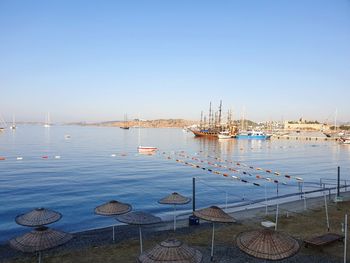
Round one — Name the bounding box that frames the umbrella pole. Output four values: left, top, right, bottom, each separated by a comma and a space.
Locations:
112, 225, 115, 242
211, 222, 215, 261
139, 225, 143, 253
38, 251, 42, 263
174, 204, 176, 232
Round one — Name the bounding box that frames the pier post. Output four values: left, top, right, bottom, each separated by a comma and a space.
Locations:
337, 166, 340, 197
192, 177, 196, 212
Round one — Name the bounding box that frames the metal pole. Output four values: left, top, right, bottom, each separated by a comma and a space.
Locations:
192, 177, 196, 212
275, 203, 279, 231
112, 225, 115, 242
303, 182, 307, 210
338, 166, 340, 197
38, 251, 42, 263
324, 192, 330, 232
265, 184, 268, 215
174, 204, 176, 231
139, 225, 143, 253
211, 223, 215, 261
276, 183, 279, 197
225, 192, 228, 211
344, 214, 348, 263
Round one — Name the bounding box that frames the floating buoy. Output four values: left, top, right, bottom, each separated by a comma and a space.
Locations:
274, 172, 280, 175
223, 173, 229, 177
256, 175, 262, 179
207, 169, 212, 172
285, 175, 291, 179
42, 156, 48, 159
241, 179, 248, 183
295, 177, 303, 181
274, 180, 279, 183
266, 170, 271, 173
253, 183, 260, 186
16, 157, 23, 160
0, 157, 6, 160
54, 156, 61, 159
111, 154, 116, 157
256, 167, 262, 171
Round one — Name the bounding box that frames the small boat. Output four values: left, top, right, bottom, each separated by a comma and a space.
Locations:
44, 112, 51, 128
10, 115, 16, 130
120, 114, 130, 129
138, 146, 158, 153
218, 131, 233, 139
339, 137, 350, 144
236, 130, 271, 140
137, 117, 157, 153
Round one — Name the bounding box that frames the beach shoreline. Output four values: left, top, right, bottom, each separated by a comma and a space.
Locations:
2, 190, 349, 262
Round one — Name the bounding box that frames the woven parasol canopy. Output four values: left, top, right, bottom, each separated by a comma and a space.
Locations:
116, 211, 162, 253
116, 211, 162, 225
138, 238, 202, 263
158, 192, 191, 205
194, 206, 235, 261
10, 226, 72, 253
94, 200, 132, 242
15, 208, 62, 227
94, 200, 131, 216
10, 226, 72, 263
193, 206, 235, 223
158, 192, 191, 232
236, 228, 300, 260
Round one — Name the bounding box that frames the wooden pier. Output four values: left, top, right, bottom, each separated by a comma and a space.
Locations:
271, 135, 339, 141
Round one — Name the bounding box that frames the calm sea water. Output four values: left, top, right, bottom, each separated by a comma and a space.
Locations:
0, 125, 349, 243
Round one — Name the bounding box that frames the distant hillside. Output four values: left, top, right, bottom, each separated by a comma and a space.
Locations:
71, 119, 197, 128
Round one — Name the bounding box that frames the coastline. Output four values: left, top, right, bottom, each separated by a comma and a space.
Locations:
2, 191, 349, 262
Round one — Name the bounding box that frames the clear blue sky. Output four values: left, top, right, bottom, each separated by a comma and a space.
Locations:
1, 0, 349, 123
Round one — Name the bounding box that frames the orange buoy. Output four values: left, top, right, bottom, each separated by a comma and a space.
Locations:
42, 156, 48, 159
0, 157, 5, 161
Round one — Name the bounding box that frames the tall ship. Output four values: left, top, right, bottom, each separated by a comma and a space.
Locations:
191, 101, 237, 138
120, 114, 130, 129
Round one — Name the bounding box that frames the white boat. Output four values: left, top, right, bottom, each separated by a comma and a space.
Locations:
137, 118, 157, 153
339, 137, 350, 144
44, 112, 51, 128
10, 115, 16, 130
218, 131, 233, 139
137, 146, 158, 153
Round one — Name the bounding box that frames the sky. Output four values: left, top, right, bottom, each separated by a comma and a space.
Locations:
0, 0, 349, 123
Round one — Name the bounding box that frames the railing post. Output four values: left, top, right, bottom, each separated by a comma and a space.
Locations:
337, 166, 340, 197
192, 177, 196, 212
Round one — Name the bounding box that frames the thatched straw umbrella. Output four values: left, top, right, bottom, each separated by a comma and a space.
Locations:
236, 228, 300, 260
137, 238, 202, 263
116, 211, 162, 253
15, 208, 62, 227
9, 226, 72, 263
158, 192, 191, 231
94, 200, 131, 242
194, 206, 235, 261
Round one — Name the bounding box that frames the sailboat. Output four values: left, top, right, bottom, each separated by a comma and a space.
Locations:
120, 114, 130, 129
0, 114, 7, 131
44, 113, 51, 128
137, 118, 157, 153
10, 115, 16, 130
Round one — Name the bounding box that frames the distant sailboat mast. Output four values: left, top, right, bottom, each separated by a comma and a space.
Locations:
44, 112, 51, 128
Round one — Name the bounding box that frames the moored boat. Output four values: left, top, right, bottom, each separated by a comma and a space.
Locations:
236, 130, 271, 140
339, 137, 350, 144
138, 146, 158, 153
218, 131, 233, 139
191, 129, 219, 138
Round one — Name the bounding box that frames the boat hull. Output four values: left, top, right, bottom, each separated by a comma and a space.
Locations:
236, 135, 271, 140
190, 129, 219, 138
138, 146, 158, 153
